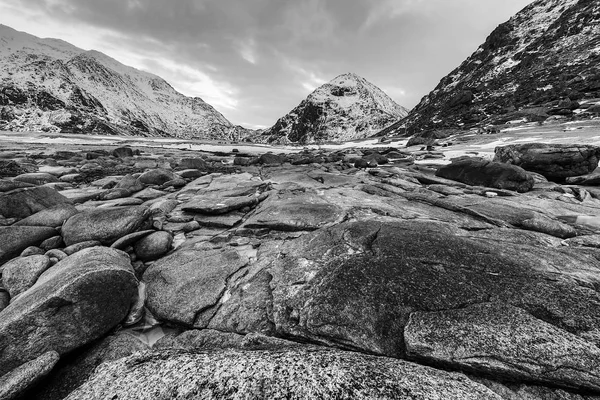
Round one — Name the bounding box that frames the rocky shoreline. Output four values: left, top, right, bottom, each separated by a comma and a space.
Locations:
2, 137, 600, 399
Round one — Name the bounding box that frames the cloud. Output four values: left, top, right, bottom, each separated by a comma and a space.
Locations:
0, 0, 534, 128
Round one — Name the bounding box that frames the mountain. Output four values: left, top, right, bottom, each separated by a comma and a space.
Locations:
0, 24, 238, 139
391, 0, 600, 135
259, 73, 408, 144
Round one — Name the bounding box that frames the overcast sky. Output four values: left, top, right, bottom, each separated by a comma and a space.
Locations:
0, 0, 532, 129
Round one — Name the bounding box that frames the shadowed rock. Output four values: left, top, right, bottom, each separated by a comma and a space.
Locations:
435, 157, 534, 193
61, 206, 150, 246
0, 247, 137, 375
0, 186, 71, 219
494, 143, 600, 180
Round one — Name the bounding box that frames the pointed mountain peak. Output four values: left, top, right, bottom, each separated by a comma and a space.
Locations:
262, 73, 408, 144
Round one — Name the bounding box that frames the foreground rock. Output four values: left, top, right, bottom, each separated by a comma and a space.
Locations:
65, 347, 501, 400
61, 206, 150, 246
494, 143, 600, 180
405, 302, 600, 392
0, 247, 137, 375
435, 157, 534, 192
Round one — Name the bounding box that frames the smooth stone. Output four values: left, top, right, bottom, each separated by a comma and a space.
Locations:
62, 241, 102, 256
405, 302, 600, 391
0, 179, 34, 193
65, 347, 502, 400
436, 157, 534, 193
39, 236, 64, 251
147, 199, 178, 216
19, 246, 45, 257
144, 248, 250, 326
0, 247, 138, 375
0, 186, 71, 219
13, 204, 79, 228
0, 351, 59, 400
177, 169, 205, 179
38, 166, 78, 177
178, 158, 208, 170
2, 255, 51, 298
132, 188, 166, 201
61, 206, 150, 246
114, 174, 144, 193
138, 169, 178, 186
44, 249, 67, 262
13, 173, 59, 186
111, 147, 133, 158
133, 231, 173, 261
110, 230, 154, 250
0, 226, 58, 265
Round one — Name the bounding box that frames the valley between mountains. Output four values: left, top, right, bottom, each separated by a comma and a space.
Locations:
2, 0, 600, 399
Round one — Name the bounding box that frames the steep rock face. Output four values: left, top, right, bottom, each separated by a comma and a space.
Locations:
0, 24, 236, 139
261, 73, 408, 144
392, 0, 600, 134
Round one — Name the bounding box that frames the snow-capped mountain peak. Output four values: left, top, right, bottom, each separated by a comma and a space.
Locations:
261, 73, 408, 144
0, 24, 237, 139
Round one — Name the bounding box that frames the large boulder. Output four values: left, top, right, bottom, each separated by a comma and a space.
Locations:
65, 347, 502, 400
13, 173, 59, 186
61, 206, 150, 246
0, 226, 58, 265
435, 157, 534, 192
138, 169, 178, 186
494, 143, 600, 180
0, 186, 71, 219
0, 247, 137, 376
201, 220, 600, 386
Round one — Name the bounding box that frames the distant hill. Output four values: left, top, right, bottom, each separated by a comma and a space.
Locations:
259, 73, 408, 144
388, 0, 600, 135
0, 24, 240, 139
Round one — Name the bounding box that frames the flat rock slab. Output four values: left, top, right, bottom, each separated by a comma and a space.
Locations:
144, 248, 250, 327
0, 226, 58, 265
182, 193, 268, 215
0, 247, 137, 375
494, 143, 600, 179
243, 193, 345, 231
65, 348, 502, 400
62, 206, 150, 246
405, 302, 600, 392
0, 186, 71, 219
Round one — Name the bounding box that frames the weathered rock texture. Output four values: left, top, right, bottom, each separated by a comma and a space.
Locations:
494, 143, 600, 179
0, 247, 137, 375
65, 348, 502, 400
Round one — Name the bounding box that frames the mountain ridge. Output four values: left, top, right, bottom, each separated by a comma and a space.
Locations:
389, 0, 600, 136
0, 24, 241, 139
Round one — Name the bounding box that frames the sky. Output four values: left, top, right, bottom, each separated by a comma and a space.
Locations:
0, 0, 533, 129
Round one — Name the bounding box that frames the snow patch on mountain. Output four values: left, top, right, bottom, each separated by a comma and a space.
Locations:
0, 24, 238, 139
